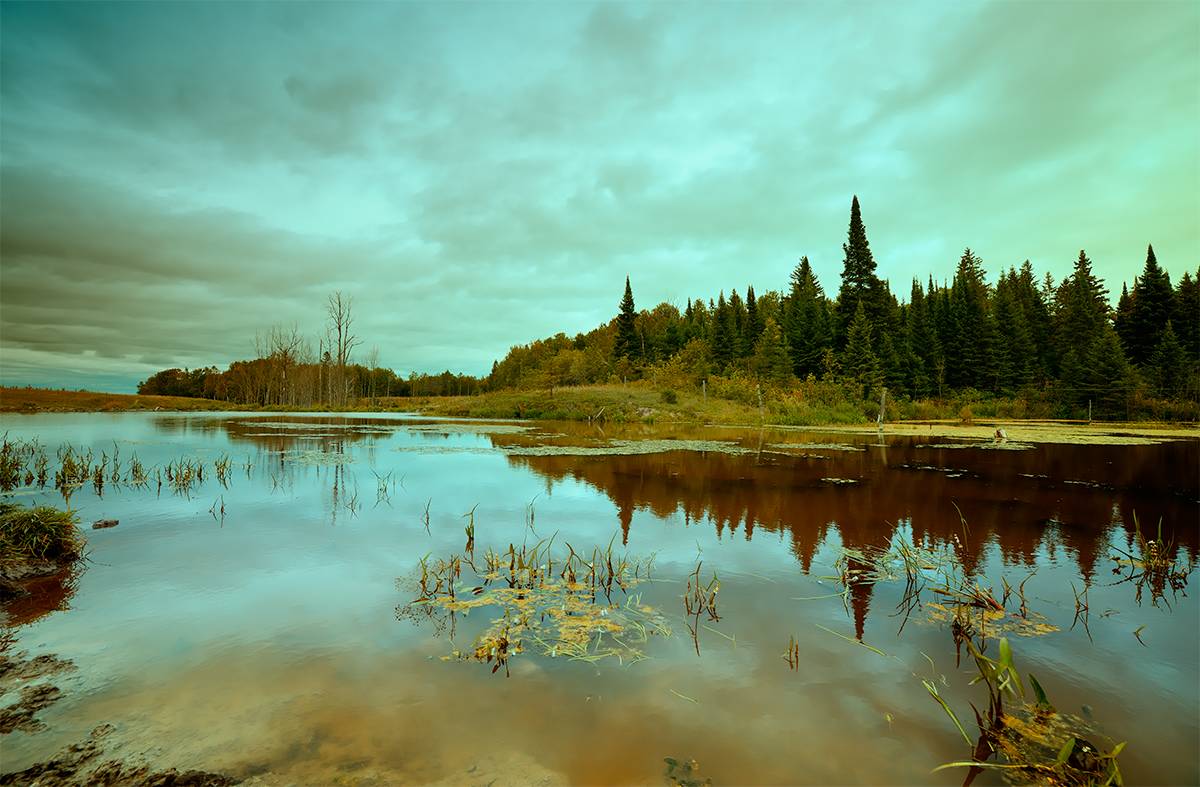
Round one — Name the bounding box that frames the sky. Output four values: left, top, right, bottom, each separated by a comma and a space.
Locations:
1, 1, 1197, 392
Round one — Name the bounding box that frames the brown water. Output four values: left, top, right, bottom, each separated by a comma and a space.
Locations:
1, 413, 1197, 785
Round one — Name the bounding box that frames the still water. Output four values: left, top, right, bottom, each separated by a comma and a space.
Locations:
1, 413, 1197, 785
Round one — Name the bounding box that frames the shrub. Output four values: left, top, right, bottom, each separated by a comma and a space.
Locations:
660, 389, 678, 404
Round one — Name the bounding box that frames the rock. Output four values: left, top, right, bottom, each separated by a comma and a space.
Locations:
92, 519, 119, 529
0, 560, 61, 582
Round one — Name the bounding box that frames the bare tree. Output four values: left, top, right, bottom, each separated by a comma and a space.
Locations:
326, 291, 362, 408
366, 345, 380, 403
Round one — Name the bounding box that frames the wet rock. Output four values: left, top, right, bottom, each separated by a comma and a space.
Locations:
0, 559, 61, 582
0, 579, 28, 602
92, 518, 120, 529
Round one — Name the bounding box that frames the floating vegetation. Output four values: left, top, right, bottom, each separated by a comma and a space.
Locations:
500, 439, 753, 457
283, 449, 354, 466
820, 477, 861, 485
930, 637, 1127, 786
398, 537, 669, 673
822, 531, 1061, 645
766, 442, 864, 453
1109, 513, 1191, 607
914, 441, 1035, 451
664, 756, 713, 787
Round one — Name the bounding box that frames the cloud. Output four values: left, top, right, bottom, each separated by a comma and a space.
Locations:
1, 1, 1196, 391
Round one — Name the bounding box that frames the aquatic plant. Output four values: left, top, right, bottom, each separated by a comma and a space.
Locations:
398, 536, 669, 672
929, 638, 1128, 786
1109, 512, 1190, 607
0, 502, 83, 562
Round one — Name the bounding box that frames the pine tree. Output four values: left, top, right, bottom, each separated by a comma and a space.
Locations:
1148, 321, 1189, 399
1127, 244, 1173, 363
752, 317, 792, 385
904, 279, 936, 397
841, 301, 880, 399
945, 249, 994, 390
1173, 269, 1200, 362
729, 289, 748, 358
1114, 283, 1135, 355
745, 286, 763, 348
785, 256, 832, 378
711, 292, 735, 369
993, 273, 1035, 392
613, 276, 639, 361
835, 196, 888, 348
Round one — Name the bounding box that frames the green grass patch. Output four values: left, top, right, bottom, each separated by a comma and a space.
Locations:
0, 503, 84, 562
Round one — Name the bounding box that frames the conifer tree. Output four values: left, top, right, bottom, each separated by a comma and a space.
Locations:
729, 289, 748, 358
842, 301, 880, 399
945, 248, 994, 390
1126, 244, 1173, 362
785, 256, 832, 378
1148, 321, 1189, 399
1172, 269, 1200, 362
745, 286, 763, 348
752, 317, 792, 385
613, 276, 639, 361
993, 274, 1035, 391
1114, 283, 1135, 355
711, 292, 735, 369
835, 196, 888, 348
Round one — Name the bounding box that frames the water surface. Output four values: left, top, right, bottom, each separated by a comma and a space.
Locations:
1, 413, 1197, 785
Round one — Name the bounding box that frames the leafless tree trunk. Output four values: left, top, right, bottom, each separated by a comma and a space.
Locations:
326, 292, 361, 409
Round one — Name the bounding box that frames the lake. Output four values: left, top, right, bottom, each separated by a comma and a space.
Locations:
1, 412, 1197, 786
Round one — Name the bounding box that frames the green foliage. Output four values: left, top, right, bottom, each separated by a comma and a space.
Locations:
841, 301, 880, 400
0, 502, 83, 562
751, 317, 792, 385
614, 276, 640, 362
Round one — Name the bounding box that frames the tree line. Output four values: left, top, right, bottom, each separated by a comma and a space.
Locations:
138, 292, 486, 405
488, 196, 1199, 420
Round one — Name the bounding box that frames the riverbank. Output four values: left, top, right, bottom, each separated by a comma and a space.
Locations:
5, 385, 1198, 437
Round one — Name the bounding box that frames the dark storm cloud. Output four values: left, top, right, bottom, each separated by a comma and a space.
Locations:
1, 1, 1195, 390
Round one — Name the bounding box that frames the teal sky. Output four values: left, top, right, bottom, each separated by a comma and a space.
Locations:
1, 1, 1196, 392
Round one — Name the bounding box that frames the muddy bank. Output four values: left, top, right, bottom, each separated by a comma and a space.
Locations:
0, 722, 239, 786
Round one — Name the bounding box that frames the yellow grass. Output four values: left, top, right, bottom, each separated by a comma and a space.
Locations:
0, 387, 240, 414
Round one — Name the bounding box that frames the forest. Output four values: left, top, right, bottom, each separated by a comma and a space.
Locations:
486, 197, 1198, 421
139, 197, 1198, 421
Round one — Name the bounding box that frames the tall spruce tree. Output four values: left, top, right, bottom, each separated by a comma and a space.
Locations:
1148, 321, 1189, 399
1172, 269, 1200, 362
1126, 244, 1173, 362
945, 248, 994, 390
835, 196, 889, 349
745, 286, 763, 348
786, 256, 832, 378
614, 276, 639, 361
752, 317, 792, 385
1053, 251, 1121, 413
993, 271, 1035, 391
842, 301, 880, 399
711, 292, 735, 369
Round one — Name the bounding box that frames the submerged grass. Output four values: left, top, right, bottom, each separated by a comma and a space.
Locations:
398, 534, 670, 674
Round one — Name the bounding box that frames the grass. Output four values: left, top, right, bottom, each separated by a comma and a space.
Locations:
1, 386, 245, 413
0, 502, 84, 563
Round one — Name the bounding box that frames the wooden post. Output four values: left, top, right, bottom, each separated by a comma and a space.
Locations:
757, 384, 764, 422
877, 386, 887, 430
1088, 399, 1093, 424
702, 378, 707, 404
